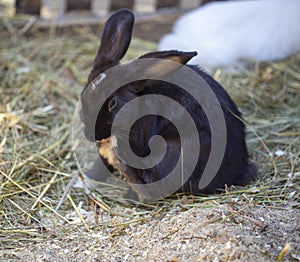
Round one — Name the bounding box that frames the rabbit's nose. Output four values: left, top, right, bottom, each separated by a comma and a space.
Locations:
84, 126, 94, 142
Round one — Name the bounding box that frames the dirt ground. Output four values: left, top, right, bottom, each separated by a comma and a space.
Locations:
2, 203, 299, 261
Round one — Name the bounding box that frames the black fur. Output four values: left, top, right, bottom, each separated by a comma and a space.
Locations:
81, 9, 257, 201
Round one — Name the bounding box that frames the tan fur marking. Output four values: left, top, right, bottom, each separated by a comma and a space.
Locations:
98, 137, 119, 169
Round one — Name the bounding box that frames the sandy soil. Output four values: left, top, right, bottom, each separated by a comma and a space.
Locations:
2, 203, 299, 262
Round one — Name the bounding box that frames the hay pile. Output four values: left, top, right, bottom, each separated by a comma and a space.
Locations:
0, 21, 299, 261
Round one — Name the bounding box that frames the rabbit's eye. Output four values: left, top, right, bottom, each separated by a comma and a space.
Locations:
108, 97, 118, 111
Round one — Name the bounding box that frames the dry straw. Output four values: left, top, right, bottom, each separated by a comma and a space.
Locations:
0, 19, 299, 256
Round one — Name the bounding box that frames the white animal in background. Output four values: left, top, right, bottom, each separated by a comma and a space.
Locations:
159, 0, 300, 71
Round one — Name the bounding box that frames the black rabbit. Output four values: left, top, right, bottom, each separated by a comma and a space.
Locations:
80, 9, 257, 202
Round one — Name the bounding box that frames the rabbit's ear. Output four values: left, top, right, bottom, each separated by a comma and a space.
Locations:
139, 50, 197, 65
87, 9, 134, 85
128, 50, 197, 94
136, 50, 197, 79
